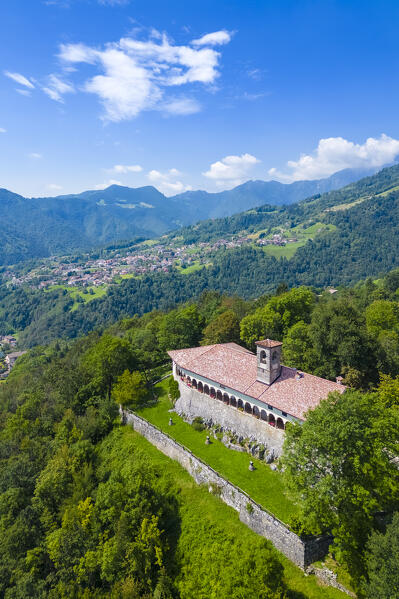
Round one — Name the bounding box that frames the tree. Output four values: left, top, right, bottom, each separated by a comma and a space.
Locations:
282, 389, 399, 585
365, 300, 399, 338
309, 296, 377, 382
268, 286, 315, 331
201, 310, 241, 345
240, 305, 282, 348
363, 513, 399, 599
282, 320, 316, 372
168, 377, 180, 403
83, 334, 136, 399
158, 305, 204, 353
113, 370, 151, 409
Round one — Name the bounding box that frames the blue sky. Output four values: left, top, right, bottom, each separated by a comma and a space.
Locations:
2, 0, 399, 196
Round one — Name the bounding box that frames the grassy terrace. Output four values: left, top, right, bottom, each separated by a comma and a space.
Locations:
137, 378, 299, 524
262, 239, 307, 258
126, 427, 346, 599
45, 284, 107, 310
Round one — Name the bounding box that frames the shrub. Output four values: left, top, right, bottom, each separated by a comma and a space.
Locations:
192, 416, 205, 432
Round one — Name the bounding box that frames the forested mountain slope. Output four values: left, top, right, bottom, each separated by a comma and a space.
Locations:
0, 165, 378, 265
0, 186, 177, 265
170, 162, 399, 244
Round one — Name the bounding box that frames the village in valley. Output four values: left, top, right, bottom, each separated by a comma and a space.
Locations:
0, 230, 299, 291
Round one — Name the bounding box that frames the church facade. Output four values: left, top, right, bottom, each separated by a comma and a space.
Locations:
168, 340, 345, 440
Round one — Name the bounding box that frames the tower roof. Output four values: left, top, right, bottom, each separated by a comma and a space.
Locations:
255, 339, 283, 348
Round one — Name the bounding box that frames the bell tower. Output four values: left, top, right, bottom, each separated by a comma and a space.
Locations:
255, 339, 282, 385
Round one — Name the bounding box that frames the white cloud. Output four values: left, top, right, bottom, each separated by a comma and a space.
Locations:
42, 74, 74, 102
58, 29, 231, 121
203, 153, 260, 187
191, 30, 232, 46
16, 88, 32, 97
109, 164, 143, 173
28, 152, 43, 159
47, 183, 63, 191
94, 178, 122, 189
269, 134, 399, 182
147, 168, 192, 195
4, 71, 35, 88
0, 128, 6, 133
161, 97, 201, 115
59, 43, 98, 64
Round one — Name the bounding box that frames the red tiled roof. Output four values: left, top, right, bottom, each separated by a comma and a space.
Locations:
255, 339, 282, 348
168, 343, 345, 421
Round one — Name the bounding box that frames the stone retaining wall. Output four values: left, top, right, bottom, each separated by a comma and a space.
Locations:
121, 408, 331, 569
175, 383, 285, 456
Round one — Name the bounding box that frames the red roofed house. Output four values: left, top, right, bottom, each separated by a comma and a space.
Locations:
168, 339, 345, 453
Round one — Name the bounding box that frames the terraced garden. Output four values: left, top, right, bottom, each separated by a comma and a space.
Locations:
138, 378, 299, 524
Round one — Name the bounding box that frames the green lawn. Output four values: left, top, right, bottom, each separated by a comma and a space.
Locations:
376, 184, 399, 197
137, 378, 298, 524
175, 260, 205, 275
125, 427, 347, 599
262, 239, 308, 259
140, 238, 159, 247
326, 197, 367, 212
256, 222, 337, 259
114, 273, 142, 282
45, 284, 107, 311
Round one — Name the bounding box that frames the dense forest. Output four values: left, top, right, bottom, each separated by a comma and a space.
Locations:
1, 277, 399, 596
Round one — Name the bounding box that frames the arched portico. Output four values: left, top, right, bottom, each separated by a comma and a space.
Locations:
276, 417, 285, 430
174, 367, 292, 431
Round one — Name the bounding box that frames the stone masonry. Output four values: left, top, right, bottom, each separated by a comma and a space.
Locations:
175, 382, 285, 457
121, 408, 331, 569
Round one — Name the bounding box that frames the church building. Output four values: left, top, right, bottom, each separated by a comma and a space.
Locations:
168, 340, 345, 433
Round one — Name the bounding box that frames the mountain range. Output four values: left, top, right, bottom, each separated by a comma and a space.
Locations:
0, 165, 381, 266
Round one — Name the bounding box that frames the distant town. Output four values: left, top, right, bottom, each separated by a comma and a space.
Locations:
1, 232, 298, 291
